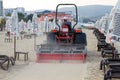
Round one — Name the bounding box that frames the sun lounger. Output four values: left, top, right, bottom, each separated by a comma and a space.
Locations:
100, 50, 119, 71
104, 65, 120, 80
0, 55, 15, 70
100, 44, 116, 58
97, 41, 108, 51
100, 59, 120, 73
100, 50, 120, 80
101, 48, 116, 58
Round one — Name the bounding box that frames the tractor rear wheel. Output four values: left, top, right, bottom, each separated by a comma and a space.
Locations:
75, 33, 87, 45
47, 32, 56, 44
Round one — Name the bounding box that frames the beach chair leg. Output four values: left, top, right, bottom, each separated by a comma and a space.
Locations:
97, 46, 101, 51
17, 53, 19, 60
1, 59, 10, 70
103, 63, 106, 73
101, 49, 104, 57
24, 54, 26, 61
24, 53, 28, 61
10, 57, 15, 65
104, 74, 110, 80
104, 69, 112, 80
100, 59, 104, 70
27, 53, 28, 60
6, 59, 10, 70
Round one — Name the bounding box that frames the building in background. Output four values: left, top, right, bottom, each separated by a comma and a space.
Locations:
16, 7, 25, 13
4, 7, 25, 16
0, 0, 3, 17
38, 12, 73, 22
4, 8, 14, 16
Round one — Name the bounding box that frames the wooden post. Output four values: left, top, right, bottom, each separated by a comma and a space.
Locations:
34, 34, 36, 50
112, 43, 115, 59
14, 36, 16, 60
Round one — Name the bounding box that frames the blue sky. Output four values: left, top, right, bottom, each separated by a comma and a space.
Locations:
3, 0, 118, 11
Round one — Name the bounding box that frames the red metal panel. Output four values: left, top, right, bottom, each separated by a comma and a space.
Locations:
62, 54, 85, 60
36, 53, 86, 63
38, 54, 62, 60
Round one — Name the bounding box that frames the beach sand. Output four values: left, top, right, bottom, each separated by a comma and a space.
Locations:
0, 29, 108, 80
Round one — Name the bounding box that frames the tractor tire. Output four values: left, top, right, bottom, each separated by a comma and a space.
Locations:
75, 33, 87, 45
47, 32, 56, 44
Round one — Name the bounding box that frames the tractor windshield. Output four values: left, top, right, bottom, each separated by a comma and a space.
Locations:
55, 4, 78, 31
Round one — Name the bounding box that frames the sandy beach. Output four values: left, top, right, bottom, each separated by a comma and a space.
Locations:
0, 29, 106, 80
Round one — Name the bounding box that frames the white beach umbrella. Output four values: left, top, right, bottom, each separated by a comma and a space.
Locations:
109, 0, 120, 20
100, 14, 109, 35
58, 19, 62, 29
44, 16, 49, 32
32, 13, 38, 33
6, 18, 12, 32
11, 10, 19, 36
105, 0, 120, 43
53, 18, 56, 29
53, 18, 59, 30
105, 19, 114, 43
114, 0, 120, 11
97, 17, 103, 31
11, 10, 19, 59
19, 19, 25, 32
27, 20, 32, 33
112, 12, 120, 42
39, 21, 44, 32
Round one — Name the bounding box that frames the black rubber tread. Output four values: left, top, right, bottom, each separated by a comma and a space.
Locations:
75, 33, 87, 45
47, 32, 56, 43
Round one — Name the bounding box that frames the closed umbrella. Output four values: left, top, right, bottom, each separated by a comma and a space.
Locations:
11, 10, 19, 36
44, 16, 49, 32
19, 19, 24, 32
32, 13, 38, 33
11, 10, 19, 59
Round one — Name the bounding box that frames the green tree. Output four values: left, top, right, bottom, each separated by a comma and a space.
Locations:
0, 18, 6, 31
6, 13, 11, 16
49, 19, 54, 22
25, 14, 33, 22
37, 14, 42, 17
18, 13, 25, 22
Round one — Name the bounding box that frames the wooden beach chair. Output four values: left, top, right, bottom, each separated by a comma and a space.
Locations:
104, 65, 120, 80
93, 28, 109, 51
101, 44, 116, 58
100, 49, 120, 71
0, 55, 15, 70
100, 46, 120, 80
100, 58, 120, 73
100, 58, 120, 80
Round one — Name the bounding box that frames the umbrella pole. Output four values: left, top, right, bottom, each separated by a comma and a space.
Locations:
112, 43, 115, 59
14, 36, 16, 60
34, 34, 36, 50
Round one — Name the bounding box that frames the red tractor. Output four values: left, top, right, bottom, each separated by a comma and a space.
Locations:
36, 4, 87, 63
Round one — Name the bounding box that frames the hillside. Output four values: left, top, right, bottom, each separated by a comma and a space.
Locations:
59, 5, 113, 19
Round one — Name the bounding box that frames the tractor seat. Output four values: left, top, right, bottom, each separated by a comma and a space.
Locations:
62, 22, 72, 32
